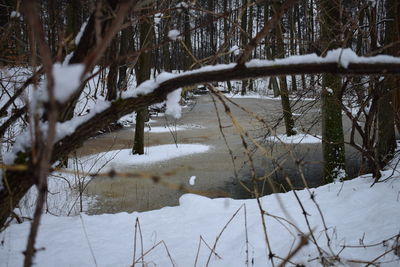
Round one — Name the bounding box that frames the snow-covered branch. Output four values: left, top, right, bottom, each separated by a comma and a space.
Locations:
9, 48, 400, 162
53, 49, 400, 159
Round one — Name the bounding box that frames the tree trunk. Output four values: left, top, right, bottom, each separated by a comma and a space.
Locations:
162, 4, 171, 72
223, 0, 232, 92
376, 0, 398, 167
207, 0, 216, 55
264, 5, 280, 97
289, 5, 297, 92
275, 1, 296, 136
132, 11, 152, 155
117, 25, 132, 92
66, 0, 82, 54
298, 2, 306, 92
240, 0, 248, 95
320, 0, 347, 183
183, 8, 193, 70
47, 0, 57, 56
247, 3, 254, 92
353, 6, 365, 103
106, 37, 119, 101
61, 0, 119, 122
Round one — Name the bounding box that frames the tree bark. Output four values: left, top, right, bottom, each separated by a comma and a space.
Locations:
376, 0, 399, 166
162, 8, 171, 72
117, 25, 132, 92
240, 0, 248, 95
289, 6, 297, 92
320, 0, 347, 183
274, 1, 296, 136
223, 0, 232, 92
132, 11, 152, 155
106, 37, 119, 101
183, 8, 193, 70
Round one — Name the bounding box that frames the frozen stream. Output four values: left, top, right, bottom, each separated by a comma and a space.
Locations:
76, 94, 361, 214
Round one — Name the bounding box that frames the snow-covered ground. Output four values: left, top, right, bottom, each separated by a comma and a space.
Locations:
266, 133, 322, 144
225, 92, 316, 101
144, 124, 203, 133
78, 144, 211, 172
1, 168, 399, 266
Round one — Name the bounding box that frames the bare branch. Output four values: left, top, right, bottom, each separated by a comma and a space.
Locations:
237, 0, 299, 65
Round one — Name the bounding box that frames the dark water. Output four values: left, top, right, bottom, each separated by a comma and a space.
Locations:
226, 142, 362, 198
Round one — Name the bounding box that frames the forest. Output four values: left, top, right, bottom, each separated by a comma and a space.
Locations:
0, 0, 400, 266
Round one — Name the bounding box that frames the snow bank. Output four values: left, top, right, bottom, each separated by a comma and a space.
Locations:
77, 144, 211, 172
145, 126, 185, 133
225, 92, 315, 101
1, 173, 399, 266
266, 133, 322, 144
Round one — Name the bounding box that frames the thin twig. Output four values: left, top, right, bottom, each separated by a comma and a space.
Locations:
79, 214, 98, 267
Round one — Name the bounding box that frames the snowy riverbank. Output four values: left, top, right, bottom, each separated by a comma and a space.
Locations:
1, 169, 399, 266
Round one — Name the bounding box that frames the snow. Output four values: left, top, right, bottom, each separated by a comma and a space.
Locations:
225, 92, 272, 99
122, 71, 176, 98
225, 92, 315, 101
75, 21, 88, 45
266, 133, 322, 144
1, 172, 400, 266
245, 48, 400, 69
62, 52, 73, 66
229, 45, 240, 55
188, 175, 196, 185
77, 144, 211, 172
10, 11, 20, 18
52, 63, 85, 102
154, 13, 162, 25
333, 167, 347, 182
144, 124, 203, 133
3, 100, 111, 165
165, 88, 182, 119
56, 100, 110, 140
176, 1, 189, 9
145, 126, 184, 133
3, 130, 31, 164
168, 29, 180, 41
